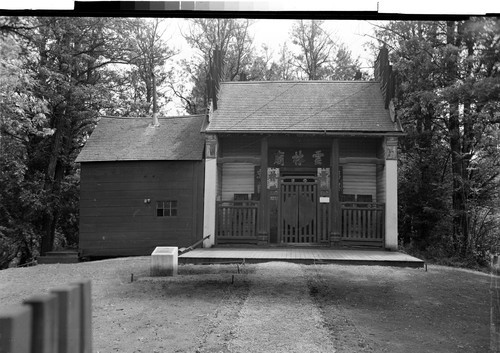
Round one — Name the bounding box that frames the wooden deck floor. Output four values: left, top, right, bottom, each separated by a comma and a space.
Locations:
179, 248, 425, 268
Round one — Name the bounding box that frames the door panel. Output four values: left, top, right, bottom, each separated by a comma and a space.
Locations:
279, 179, 318, 243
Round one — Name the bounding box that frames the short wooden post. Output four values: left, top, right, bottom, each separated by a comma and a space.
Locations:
72, 281, 92, 353
23, 294, 59, 353
0, 305, 32, 353
51, 285, 82, 353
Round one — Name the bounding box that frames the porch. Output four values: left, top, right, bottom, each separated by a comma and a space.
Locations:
204, 134, 400, 250
178, 248, 425, 268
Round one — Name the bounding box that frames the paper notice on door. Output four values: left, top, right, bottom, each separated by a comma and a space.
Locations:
319, 197, 330, 203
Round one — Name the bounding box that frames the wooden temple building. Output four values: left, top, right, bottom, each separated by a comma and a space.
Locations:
76, 48, 402, 257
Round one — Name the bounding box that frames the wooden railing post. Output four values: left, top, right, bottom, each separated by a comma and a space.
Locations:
51, 285, 82, 353
330, 138, 341, 246
0, 280, 92, 353
258, 136, 269, 245
340, 203, 385, 247
23, 294, 59, 353
73, 281, 92, 353
216, 201, 259, 243
0, 305, 32, 353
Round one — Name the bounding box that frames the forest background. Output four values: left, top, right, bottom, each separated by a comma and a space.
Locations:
0, 16, 498, 269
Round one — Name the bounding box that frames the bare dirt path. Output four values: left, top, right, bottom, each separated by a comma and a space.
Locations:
228, 262, 336, 353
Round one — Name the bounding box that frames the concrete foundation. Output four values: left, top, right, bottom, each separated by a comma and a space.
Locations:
150, 247, 178, 276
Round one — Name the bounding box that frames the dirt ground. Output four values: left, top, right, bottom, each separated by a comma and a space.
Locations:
0, 258, 495, 352
305, 265, 492, 353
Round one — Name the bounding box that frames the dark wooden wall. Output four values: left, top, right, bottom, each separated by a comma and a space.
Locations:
339, 137, 379, 157
79, 160, 204, 257
220, 135, 261, 157
219, 135, 381, 158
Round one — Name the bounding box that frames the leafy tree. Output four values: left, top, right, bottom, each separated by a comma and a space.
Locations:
184, 18, 253, 81
0, 16, 156, 264
168, 58, 208, 115
0, 21, 52, 266
104, 18, 177, 117
290, 20, 361, 80
176, 18, 254, 113
245, 44, 275, 81
290, 20, 335, 80
374, 19, 500, 262
273, 42, 297, 80
328, 43, 361, 80
245, 43, 299, 81
30, 17, 129, 255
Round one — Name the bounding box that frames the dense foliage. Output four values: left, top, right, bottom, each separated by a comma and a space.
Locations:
374, 19, 500, 266
0, 17, 178, 267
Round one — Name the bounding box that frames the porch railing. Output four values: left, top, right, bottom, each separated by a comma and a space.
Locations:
341, 202, 385, 246
216, 201, 259, 243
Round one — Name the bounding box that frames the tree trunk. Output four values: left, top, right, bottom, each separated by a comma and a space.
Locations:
40, 94, 69, 255
459, 30, 476, 256
152, 69, 158, 115
446, 21, 469, 254
449, 102, 466, 251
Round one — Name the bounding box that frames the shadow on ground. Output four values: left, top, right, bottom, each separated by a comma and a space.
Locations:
304, 264, 491, 353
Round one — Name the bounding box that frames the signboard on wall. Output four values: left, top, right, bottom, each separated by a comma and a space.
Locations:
267, 168, 280, 190
268, 148, 330, 168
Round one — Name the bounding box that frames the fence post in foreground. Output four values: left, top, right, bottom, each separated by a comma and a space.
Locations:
0, 305, 32, 353
23, 294, 59, 353
72, 280, 92, 353
51, 285, 82, 353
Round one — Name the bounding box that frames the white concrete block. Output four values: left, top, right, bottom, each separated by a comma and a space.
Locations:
150, 247, 178, 276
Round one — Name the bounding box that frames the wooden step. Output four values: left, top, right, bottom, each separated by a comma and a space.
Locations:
38, 250, 79, 264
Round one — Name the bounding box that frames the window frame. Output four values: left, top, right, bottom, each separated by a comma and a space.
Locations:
156, 200, 178, 217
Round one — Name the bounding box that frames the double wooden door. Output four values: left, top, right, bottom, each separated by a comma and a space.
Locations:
278, 178, 318, 243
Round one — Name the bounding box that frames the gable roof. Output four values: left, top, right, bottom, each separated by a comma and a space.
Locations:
76, 115, 205, 163
206, 81, 402, 134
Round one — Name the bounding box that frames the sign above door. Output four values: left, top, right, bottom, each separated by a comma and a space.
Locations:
268, 148, 330, 168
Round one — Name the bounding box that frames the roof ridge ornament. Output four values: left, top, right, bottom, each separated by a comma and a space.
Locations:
388, 100, 396, 123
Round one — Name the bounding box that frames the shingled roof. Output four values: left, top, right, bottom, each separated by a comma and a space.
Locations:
76, 115, 205, 162
206, 81, 402, 134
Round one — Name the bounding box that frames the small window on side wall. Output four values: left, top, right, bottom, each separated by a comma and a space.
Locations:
156, 201, 177, 217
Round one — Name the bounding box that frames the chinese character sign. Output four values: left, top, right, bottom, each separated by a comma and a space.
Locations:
292, 150, 305, 166
274, 150, 285, 166
268, 148, 330, 168
317, 168, 330, 190
267, 168, 280, 190
312, 150, 324, 165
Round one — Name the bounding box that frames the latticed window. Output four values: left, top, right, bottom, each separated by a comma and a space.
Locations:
156, 201, 177, 217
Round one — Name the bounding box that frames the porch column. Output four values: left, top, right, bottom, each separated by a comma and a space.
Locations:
257, 136, 269, 245
329, 138, 341, 246
203, 134, 218, 248
384, 136, 398, 250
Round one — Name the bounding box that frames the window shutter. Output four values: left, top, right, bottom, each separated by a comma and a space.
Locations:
221, 163, 255, 201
